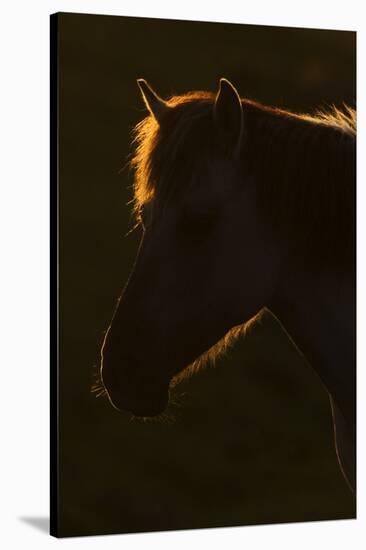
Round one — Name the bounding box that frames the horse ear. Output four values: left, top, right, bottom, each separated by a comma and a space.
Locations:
137, 79, 168, 123
214, 78, 243, 154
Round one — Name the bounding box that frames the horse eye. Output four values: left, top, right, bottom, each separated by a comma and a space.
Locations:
180, 204, 218, 238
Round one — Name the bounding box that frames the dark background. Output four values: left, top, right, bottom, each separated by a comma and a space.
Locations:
56, 12, 356, 537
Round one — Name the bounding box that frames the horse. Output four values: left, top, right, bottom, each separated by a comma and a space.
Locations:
99, 78, 356, 493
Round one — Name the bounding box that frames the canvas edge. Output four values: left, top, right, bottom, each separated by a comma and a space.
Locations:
50, 12, 60, 539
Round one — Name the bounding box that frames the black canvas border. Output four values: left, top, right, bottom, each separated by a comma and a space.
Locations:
50, 12, 59, 538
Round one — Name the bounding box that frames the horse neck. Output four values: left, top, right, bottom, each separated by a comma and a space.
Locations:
268, 262, 356, 428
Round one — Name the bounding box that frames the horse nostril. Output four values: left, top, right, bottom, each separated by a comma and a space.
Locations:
102, 356, 138, 389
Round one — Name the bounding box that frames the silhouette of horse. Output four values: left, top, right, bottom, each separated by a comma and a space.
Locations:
99, 79, 356, 492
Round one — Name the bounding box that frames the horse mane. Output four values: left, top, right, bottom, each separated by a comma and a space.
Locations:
131, 90, 356, 267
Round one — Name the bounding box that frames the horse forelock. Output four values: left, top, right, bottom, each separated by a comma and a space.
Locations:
130, 91, 215, 215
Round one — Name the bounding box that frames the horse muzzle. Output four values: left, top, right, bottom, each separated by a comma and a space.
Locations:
101, 357, 170, 416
